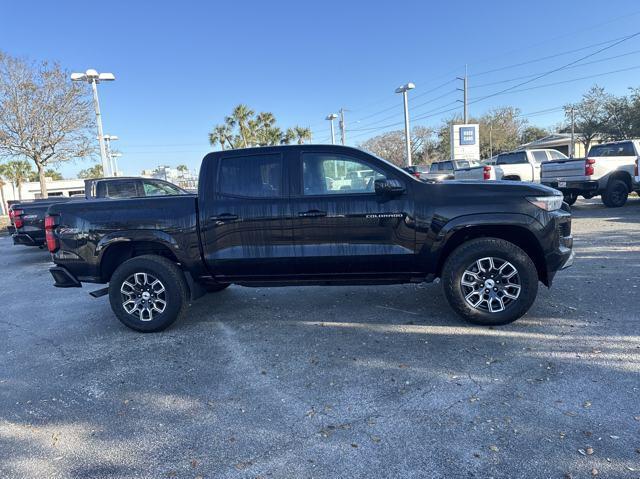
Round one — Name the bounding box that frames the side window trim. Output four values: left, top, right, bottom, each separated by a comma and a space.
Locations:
216, 152, 284, 199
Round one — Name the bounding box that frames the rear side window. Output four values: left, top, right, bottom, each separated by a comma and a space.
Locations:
106, 180, 139, 198
218, 154, 282, 198
549, 150, 568, 160
532, 151, 549, 163
497, 152, 527, 165
588, 142, 636, 157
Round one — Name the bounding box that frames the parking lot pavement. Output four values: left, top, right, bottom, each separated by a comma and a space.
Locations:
0, 197, 639, 479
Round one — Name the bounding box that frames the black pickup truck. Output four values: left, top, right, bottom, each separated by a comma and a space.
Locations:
47, 145, 574, 331
11, 177, 186, 247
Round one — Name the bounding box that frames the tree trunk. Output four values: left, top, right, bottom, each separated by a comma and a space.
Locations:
37, 163, 48, 198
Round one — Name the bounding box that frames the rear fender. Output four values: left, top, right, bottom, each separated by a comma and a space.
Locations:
96, 230, 183, 261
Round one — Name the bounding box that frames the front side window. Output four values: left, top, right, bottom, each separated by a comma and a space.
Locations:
549, 150, 568, 160
302, 153, 387, 195
218, 154, 282, 198
143, 180, 183, 196
106, 180, 139, 198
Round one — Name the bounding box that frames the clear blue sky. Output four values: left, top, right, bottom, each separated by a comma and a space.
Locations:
3, 0, 640, 177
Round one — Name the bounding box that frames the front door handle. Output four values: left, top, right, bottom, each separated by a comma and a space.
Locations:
298, 210, 327, 218
210, 213, 239, 222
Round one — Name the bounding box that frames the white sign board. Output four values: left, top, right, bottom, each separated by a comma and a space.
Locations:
450, 124, 480, 160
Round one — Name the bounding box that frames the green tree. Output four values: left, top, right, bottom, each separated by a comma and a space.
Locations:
519, 126, 548, 144
286, 126, 313, 145
176, 164, 188, 177
0, 160, 33, 200
77, 164, 103, 179
565, 85, 610, 154
209, 105, 309, 150
29, 168, 62, 182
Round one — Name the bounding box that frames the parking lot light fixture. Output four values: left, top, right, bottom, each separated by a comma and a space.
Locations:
395, 82, 415, 167
325, 114, 338, 145
71, 69, 116, 177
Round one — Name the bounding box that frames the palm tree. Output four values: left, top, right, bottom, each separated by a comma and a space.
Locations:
231, 104, 255, 147
2, 160, 33, 200
209, 124, 233, 150
287, 126, 313, 145
176, 164, 188, 177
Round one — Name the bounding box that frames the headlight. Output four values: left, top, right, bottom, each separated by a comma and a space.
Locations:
526, 195, 563, 211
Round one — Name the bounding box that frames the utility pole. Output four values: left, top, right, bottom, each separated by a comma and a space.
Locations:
103, 135, 119, 176
457, 65, 469, 124
339, 108, 347, 145
569, 105, 575, 158
489, 123, 493, 160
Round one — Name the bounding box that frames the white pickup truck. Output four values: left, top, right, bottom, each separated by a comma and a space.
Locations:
541, 140, 640, 207
454, 149, 567, 183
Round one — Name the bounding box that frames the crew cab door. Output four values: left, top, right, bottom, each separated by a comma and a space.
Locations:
288, 149, 416, 277
199, 151, 295, 278
496, 151, 531, 181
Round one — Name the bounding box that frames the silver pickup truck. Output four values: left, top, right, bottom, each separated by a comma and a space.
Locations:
455, 149, 566, 183
541, 140, 640, 207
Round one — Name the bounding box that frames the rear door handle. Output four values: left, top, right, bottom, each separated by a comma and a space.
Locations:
210, 213, 239, 222
298, 210, 327, 218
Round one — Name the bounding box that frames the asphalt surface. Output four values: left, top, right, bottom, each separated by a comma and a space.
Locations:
1, 197, 639, 479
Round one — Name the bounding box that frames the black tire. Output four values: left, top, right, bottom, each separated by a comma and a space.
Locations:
442, 238, 539, 326
563, 193, 578, 206
108, 255, 188, 332
204, 283, 231, 293
601, 179, 629, 208
582, 193, 594, 199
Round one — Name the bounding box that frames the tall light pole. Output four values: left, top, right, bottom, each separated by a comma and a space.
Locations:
569, 105, 576, 158
339, 108, 347, 145
325, 113, 338, 144
395, 82, 415, 167
111, 153, 123, 176
71, 69, 115, 177
103, 135, 119, 176
457, 65, 469, 124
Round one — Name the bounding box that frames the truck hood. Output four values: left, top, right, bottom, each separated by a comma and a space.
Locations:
434, 179, 559, 196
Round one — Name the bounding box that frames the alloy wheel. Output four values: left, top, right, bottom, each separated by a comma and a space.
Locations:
460, 257, 521, 313
120, 272, 167, 321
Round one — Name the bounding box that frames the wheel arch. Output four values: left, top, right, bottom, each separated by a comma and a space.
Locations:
607, 170, 633, 191
435, 219, 549, 286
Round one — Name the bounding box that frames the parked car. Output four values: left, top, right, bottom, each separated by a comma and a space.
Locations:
424, 160, 483, 181
11, 177, 187, 247
46, 145, 573, 332
541, 140, 640, 207
455, 149, 566, 182
403, 165, 431, 180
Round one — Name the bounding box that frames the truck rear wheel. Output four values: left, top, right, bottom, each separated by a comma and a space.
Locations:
108, 255, 188, 332
441, 238, 538, 326
601, 179, 628, 207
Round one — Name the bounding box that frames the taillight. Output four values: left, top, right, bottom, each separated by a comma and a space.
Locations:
585, 158, 595, 176
635, 158, 639, 177
413, 171, 421, 179
45, 214, 60, 253
483, 166, 491, 180
13, 208, 24, 228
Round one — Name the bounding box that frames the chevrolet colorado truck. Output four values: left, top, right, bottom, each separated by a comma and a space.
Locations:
11, 177, 186, 247
455, 149, 567, 182
46, 145, 574, 332
541, 140, 640, 207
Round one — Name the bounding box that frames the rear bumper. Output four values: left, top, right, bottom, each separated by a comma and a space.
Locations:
50, 266, 82, 288
541, 180, 599, 194
12, 233, 41, 246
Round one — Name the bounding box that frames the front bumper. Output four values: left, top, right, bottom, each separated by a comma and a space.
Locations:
12, 233, 40, 246
544, 211, 574, 285
541, 180, 599, 194
50, 266, 82, 288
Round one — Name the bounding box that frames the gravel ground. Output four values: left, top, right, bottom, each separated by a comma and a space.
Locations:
1, 197, 639, 479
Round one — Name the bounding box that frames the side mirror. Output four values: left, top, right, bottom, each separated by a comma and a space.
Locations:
374, 178, 405, 196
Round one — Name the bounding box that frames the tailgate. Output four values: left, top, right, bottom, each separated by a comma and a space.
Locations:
541, 159, 585, 181
454, 166, 484, 180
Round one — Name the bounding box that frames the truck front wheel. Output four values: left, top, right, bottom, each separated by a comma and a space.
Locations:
442, 238, 538, 326
108, 255, 188, 332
